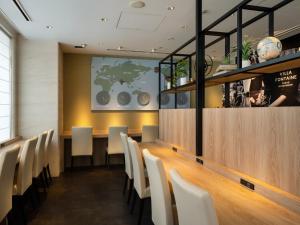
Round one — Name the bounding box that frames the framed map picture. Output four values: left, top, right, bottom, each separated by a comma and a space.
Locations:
91, 57, 159, 110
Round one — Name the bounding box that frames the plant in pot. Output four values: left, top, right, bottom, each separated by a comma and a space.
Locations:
174, 59, 189, 86
232, 40, 252, 68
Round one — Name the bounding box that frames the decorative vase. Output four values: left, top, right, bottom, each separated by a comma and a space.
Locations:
166, 81, 171, 89
179, 77, 187, 86
242, 60, 251, 68
257, 36, 282, 60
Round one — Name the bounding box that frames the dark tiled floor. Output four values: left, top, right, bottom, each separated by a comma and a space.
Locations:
28, 167, 152, 225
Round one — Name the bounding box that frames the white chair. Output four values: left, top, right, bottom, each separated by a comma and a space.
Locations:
120, 132, 134, 203
44, 129, 54, 183
106, 126, 128, 168
0, 145, 20, 224
127, 138, 150, 225
142, 125, 159, 143
71, 127, 93, 169
143, 149, 176, 225
169, 169, 219, 225
32, 132, 48, 193
13, 137, 38, 224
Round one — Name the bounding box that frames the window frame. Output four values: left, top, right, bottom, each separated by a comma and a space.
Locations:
0, 25, 16, 145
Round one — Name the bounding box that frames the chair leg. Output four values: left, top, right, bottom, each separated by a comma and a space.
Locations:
13, 196, 27, 225
47, 165, 53, 183
127, 179, 133, 204
43, 168, 49, 188
28, 185, 37, 209
90, 155, 94, 167
130, 189, 137, 214
39, 173, 47, 194
137, 198, 145, 225
107, 154, 110, 169
123, 173, 128, 196
32, 178, 40, 204
71, 156, 74, 170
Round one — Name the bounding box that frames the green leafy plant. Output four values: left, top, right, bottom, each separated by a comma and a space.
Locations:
232, 40, 252, 60
222, 54, 231, 65
173, 59, 189, 85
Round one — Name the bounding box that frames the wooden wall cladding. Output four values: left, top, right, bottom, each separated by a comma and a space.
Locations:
203, 107, 300, 196
159, 109, 196, 154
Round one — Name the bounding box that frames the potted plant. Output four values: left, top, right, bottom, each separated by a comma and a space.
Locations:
241, 40, 252, 67
174, 59, 189, 86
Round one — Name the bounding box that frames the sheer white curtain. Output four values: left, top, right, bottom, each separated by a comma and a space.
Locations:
0, 28, 12, 143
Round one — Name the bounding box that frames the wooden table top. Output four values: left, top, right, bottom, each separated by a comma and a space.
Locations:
140, 142, 300, 225
61, 129, 142, 139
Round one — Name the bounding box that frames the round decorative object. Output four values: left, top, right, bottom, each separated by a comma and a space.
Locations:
257, 37, 282, 60
160, 93, 170, 105
117, 92, 131, 106
177, 93, 188, 105
129, 0, 145, 8
137, 92, 150, 106
96, 91, 110, 105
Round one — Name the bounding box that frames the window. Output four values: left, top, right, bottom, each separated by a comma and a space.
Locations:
0, 28, 12, 143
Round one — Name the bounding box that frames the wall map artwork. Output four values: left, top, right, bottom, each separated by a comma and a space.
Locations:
223, 68, 300, 107
91, 57, 159, 110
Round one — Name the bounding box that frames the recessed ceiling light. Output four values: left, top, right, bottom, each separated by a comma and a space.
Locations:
202, 9, 209, 14
168, 6, 175, 11
151, 48, 156, 53
81, 44, 87, 48
46, 25, 53, 29
117, 46, 123, 50
168, 37, 175, 41
129, 0, 146, 8
100, 18, 108, 22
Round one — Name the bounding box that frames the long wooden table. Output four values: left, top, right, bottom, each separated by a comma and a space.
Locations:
140, 142, 300, 225
62, 129, 142, 139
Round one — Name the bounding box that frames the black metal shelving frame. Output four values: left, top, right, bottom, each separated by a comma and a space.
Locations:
158, 0, 296, 156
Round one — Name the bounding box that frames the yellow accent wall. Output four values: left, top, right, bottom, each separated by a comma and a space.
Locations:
63, 54, 158, 131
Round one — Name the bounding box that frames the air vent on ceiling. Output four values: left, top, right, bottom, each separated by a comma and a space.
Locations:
13, 0, 31, 21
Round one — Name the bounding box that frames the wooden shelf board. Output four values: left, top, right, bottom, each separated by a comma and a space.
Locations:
161, 81, 196, 94
205, 52, 300, 87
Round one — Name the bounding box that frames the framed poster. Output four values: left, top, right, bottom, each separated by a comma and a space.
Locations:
91, 57, 159, 110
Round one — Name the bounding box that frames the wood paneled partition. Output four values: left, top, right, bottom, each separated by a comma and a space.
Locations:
159, 109, 196, 154
203, 107, 300, 196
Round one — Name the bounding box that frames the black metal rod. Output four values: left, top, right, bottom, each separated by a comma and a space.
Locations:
224, 35, 231, 108
237, 8, 243, 69
196, 0, 205, 156
269, 11, 274, 36
160, 37, 196, 63
158, 63, 161, 109
243, 5, 271, 11
203, 0, 252, 32
189, 55, 192, 80
204, 31, 229, 36
170, 56, 174, 88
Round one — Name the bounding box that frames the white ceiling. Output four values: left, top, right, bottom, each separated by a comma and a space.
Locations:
0, 0, 299, 60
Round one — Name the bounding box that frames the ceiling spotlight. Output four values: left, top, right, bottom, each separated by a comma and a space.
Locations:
117, 46, 123, 50
168, 37, 175, 41
46, 25, 53, 29
129, 0, 146, 8
202, 9, 209, 14
81, 44, 87, 48
168, 6, 175, 11
151, 48, 156, 53
100, 17, 108, 22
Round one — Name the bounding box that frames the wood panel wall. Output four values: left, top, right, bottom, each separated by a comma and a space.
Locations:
203, 107, 300, 196
159, 109, 196, 154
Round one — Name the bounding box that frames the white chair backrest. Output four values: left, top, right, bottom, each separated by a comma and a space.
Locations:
72, 127, 93, 156
44, 129, 54, 166
127, 138, 147, 198
142, 125, 159, 143
33, 132, 47, 178
107, 126, 128, 154
170, 169, 219, 225
0, 145, 20, 221
16, 137, 38, 195
143, 149, 174, 225
120, 132, 133, 179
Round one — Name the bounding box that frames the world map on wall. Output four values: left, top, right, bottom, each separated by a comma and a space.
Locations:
91, 57, 159, 110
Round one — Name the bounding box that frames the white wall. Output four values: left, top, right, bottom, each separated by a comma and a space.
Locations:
17, 38, 61, 176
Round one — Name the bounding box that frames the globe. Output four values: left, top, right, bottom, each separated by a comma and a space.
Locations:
257, 37, 282, 61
